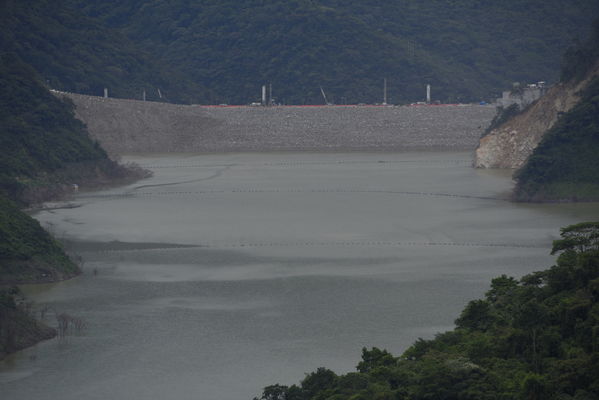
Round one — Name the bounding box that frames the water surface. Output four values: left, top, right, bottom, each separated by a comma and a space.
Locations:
2, 152, 598, 400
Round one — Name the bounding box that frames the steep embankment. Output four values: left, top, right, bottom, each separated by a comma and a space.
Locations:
474, 62, 599, 169
475, 19, 599, 202
62, 92, 496, 154
0, 195, 79, 285
513, 77, 599, 201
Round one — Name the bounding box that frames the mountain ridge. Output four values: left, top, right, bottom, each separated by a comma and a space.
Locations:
4, 0, 597, 104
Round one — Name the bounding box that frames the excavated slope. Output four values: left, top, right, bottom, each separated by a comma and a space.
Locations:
475, 64, 599, 169
59, 92, 496, 155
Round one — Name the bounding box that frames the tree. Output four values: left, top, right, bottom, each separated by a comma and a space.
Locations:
521, 373, 547, 400
455, 299, 494, 331
253, 384, 289, 400
356, 347, 396, 373
301, 367, 337, 398
552, 222, 599, 255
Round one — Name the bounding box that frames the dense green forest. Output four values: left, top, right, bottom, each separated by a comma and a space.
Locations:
73, 0, 599, 104
0, 195, 78, 284
0, 53, 106, 200
254, 222, 599, 400
0, 53, 145, 283
514, 19, 599, 202
0, 53, 147, 204
2, 0, 597, 105
0, 53, 88, 283
0, 0, 205, 103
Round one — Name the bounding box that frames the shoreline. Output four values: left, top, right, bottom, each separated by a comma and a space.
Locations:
0, 287, 57, 362
0, 161, 151, 360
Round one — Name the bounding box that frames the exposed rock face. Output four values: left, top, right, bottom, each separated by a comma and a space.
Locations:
475, 64, 599, 169
59, 92, 496, 155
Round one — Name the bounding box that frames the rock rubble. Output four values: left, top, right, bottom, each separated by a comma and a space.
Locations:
62, 93, 496, 155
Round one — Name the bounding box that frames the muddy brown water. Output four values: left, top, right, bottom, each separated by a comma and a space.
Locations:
2, 152, 598, 400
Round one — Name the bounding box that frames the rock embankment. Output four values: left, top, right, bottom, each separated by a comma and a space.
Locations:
60, 92, 496, 155
475, 64, 599, 169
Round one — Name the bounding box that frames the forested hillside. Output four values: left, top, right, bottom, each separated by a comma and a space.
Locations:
0, 54, 105, 198
75, 0, 599, 104
514, 19, 599, 202
0, 55, 82, 281
2, 0, 597, 105
0, 53, 147, 283
254, 222, 599, 400
0, 53, 146, 204
0, 195, 78, 284
0, 0, 204, 103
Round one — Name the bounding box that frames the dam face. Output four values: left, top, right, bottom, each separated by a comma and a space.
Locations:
61, 93, 496, 154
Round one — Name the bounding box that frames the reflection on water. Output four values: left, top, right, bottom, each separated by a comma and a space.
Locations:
2, 152, 598, 400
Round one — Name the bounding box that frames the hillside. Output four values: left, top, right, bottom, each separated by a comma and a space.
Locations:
475, 18, 599, 202
0, 37, 151, 357
0, 0, 204, 103
0, 54, 147, 284
74, 0, 599, 105
474, 62, 598, 170
2, 0, 596, 105
0, 196, 78, 285
513, 76, 599, 201
254, 222, 599, 400
0, 53, 148, 205
512, 20, 599, 202
0, 53, 106, 201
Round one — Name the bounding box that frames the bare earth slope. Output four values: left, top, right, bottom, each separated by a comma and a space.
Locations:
60, 92, 496, 155
475, 63, 599, 169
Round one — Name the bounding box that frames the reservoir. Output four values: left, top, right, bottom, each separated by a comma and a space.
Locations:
2, 152, 598, 400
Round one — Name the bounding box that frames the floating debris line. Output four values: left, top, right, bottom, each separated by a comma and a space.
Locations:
79, 240, 546, 254
78, 188, 506, 201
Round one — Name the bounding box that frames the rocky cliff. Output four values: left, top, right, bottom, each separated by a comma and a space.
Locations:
475, 63, 599, 169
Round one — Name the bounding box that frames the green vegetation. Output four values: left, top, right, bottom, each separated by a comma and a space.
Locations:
561, 18, 599, 83
0, 51, 146, 284
254, 222, 599, 400
0, 53, 106, 200
0, 53, 85, 283
0, 0, 204, 103
0, 53, 149, 204
514, 77, 599, 201
0, 195, 78, 284
2, 0, 593, 105
514, 18, 599, 202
